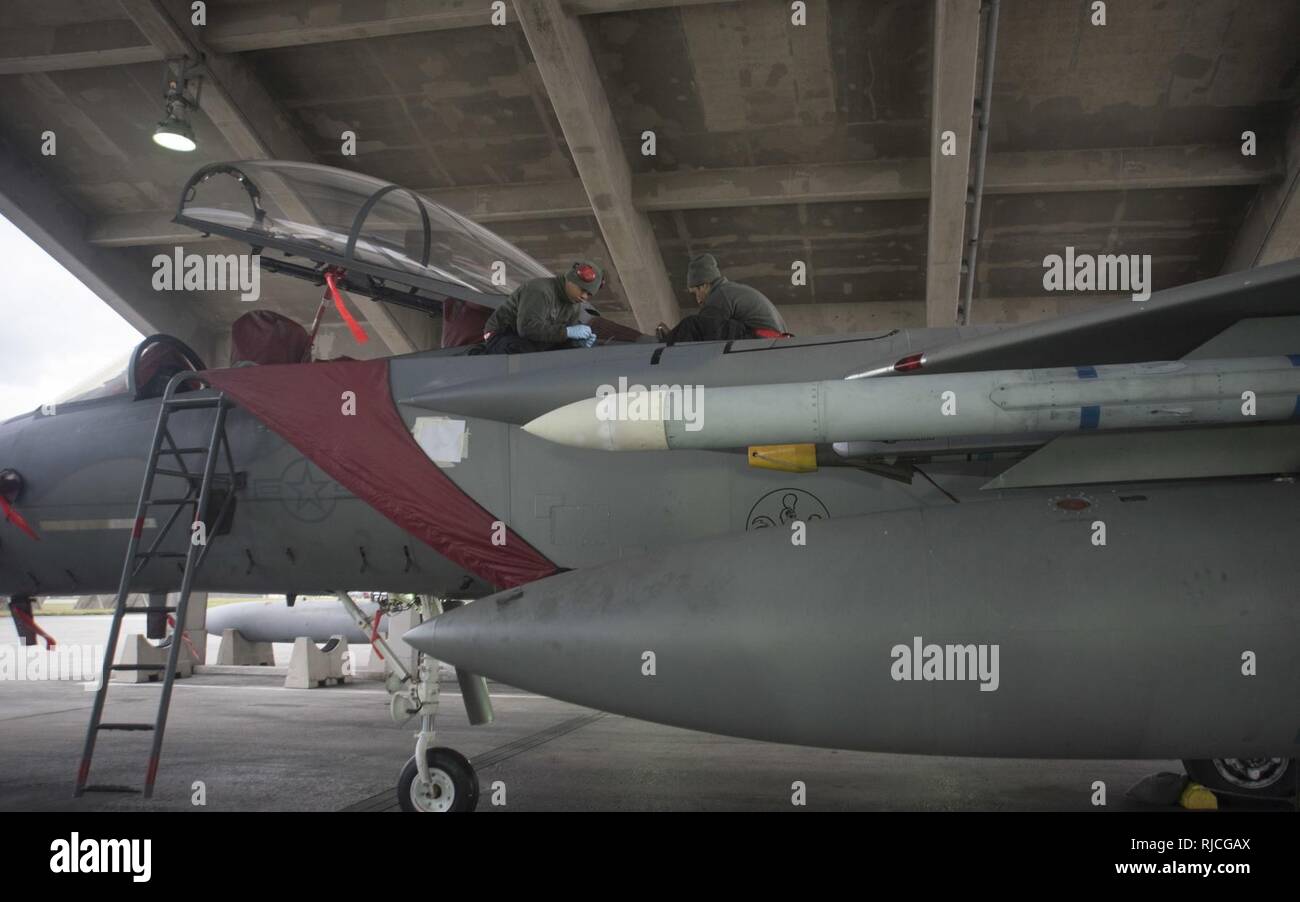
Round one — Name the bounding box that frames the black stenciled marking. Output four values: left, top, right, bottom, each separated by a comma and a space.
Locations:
746, 488, 829, 530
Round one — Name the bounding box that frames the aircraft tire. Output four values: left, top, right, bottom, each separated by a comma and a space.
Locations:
1181, 757, 1297, 802
398, 748, 479, 812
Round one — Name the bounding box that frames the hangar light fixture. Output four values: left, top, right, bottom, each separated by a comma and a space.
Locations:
153, 58, 203, 152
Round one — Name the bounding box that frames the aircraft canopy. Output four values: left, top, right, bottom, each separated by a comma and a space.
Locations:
174, 161, 552, 311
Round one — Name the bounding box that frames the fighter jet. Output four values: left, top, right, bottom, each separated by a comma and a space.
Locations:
2, 160, 1298, 810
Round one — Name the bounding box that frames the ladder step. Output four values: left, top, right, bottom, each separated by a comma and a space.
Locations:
97, 723, 156, 732
135, 551, 188, 559
146, 497, 197, 506
165, 447, 208, 454
81, 785, 142, 795
153, 467, 202, 479
110, 664, 166, 672
163, 397, 224, 410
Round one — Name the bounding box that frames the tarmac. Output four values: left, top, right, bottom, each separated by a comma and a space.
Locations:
0, 614, 1234, 812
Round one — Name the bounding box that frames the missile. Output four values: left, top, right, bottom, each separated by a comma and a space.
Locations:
521, 355, 1300, 451
404, 481, 1300, 759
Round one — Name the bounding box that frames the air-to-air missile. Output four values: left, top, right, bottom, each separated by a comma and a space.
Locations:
521, 355, 1300, 451
405, 479, 1300, 760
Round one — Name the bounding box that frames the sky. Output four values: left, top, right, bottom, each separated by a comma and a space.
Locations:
0, 212, 143, 420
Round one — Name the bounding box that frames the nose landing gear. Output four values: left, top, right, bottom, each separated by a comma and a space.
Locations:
1182, 757, 1297, 803
335, 591, 491, 813
398, 747, 478, 813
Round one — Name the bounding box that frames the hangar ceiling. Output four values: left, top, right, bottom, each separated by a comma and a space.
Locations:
0, 0, 1296, 364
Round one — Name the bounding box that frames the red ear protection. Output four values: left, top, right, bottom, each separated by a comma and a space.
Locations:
573, 263, 600, 286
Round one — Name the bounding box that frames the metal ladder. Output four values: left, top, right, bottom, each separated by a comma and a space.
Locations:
75, 371, 239, 799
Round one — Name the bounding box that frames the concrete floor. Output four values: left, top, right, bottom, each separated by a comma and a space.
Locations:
0, 614, 1223, 812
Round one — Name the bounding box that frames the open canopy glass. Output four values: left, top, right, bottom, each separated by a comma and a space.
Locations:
173, 160, 552, 312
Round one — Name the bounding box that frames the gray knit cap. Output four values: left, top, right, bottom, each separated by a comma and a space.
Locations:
686, 253, 722, 288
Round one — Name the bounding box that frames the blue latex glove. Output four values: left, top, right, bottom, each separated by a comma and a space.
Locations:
566, 324, 595, 343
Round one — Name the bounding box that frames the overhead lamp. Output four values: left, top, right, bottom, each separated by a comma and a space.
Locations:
152, 58, 203, 152
153, 115, 196, 152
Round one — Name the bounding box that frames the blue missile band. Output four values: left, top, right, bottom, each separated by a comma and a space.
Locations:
1077, 368, 1101, 428
1288, 354, 1300, 367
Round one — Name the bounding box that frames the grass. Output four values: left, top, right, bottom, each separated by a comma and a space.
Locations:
1, 595, 276, 616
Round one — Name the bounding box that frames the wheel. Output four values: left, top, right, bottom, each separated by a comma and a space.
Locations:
397, 748, 479, 812
1182, 758, 1297, 800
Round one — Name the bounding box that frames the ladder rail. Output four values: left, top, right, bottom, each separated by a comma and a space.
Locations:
144, 395, 230, 798
75, 386, 177, 796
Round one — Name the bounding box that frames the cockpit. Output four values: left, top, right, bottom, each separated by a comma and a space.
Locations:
172, 160, 644, 348
60, 334, 206, 406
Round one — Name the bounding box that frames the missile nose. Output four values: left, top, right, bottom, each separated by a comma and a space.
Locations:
523, 394, 669, 451
521, 397, 606, 449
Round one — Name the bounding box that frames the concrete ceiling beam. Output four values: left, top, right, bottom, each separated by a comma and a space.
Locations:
91, 145, 1275, 247
924, 0, 982, 328
512, 0, 679, 333
0, 20, 161, 74
1222, 105, 1300, 271
0, 137, 218, 363
0, 1, 744, 71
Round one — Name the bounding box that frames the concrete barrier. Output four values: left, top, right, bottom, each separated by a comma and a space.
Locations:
285, 636, 349, 689
216, 628, 276, 666
113, 633, 197, 683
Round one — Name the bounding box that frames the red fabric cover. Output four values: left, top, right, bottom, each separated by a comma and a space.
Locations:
202, 358, 558, 589
441, 299, 493, 348
752, 328, 795, 339
231, 311, 312, 366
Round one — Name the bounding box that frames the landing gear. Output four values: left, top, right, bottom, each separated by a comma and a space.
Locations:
334, 591, 490, 813
398, 748, 479, 812
1182, 757, 1297, 801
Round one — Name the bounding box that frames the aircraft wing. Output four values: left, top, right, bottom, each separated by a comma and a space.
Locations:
913, 257, 1300, 375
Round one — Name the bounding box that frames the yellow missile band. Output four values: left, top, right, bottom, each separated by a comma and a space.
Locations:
747, 444, 817, 473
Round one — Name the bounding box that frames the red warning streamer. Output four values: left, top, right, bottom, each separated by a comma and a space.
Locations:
10, 604, 56, 650
324, 268, 369, 345
0, 495, 39, 541
368, 608, 385, 661
166, 614, 201, 663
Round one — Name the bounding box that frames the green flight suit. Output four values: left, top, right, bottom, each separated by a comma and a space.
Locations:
702, 278, 788, 334
484, 275, 581, 346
